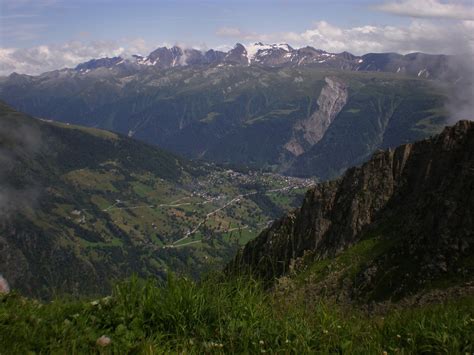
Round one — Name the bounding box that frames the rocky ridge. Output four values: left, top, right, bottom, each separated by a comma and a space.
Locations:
67, 43, 457, 81
230, 120, 474, 301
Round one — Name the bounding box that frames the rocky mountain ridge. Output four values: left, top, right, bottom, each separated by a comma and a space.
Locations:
33, 42, 456, 81
230, 120, 474, 301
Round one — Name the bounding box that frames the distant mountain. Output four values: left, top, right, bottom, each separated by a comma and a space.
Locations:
230, 120, 474, 302
0, 63, 449, 180
0, 102, 309, 298
68, 43, 457, 80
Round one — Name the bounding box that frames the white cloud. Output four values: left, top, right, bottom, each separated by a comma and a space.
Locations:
0, 39, 155, 76
216, 19, 474, 56
376, 0, 474, 20
280, 19, 474, 55
214, 0, 474, 56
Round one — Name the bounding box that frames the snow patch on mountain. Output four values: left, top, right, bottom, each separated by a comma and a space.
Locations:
246, 42, 292, 62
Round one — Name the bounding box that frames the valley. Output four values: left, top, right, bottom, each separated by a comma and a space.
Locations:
0, 54, 449, 180
0, 102, 312, 298
70, 166, 313, 250
1, 118, 472, 354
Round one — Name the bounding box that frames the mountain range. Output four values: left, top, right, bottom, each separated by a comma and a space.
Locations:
0, 43, 453, 181
72, 43, 454, 80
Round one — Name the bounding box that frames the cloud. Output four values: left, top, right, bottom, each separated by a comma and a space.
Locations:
214, 1, 474, 56
215, 19, 474, 56
375, 0, 474, 20
285, 19, 474, 55
0, 39, 155, 76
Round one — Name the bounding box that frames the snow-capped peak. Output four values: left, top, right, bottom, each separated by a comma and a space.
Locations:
246, 42, 293, 62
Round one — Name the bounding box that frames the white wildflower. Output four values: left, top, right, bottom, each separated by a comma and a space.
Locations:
96, 335, 111, 347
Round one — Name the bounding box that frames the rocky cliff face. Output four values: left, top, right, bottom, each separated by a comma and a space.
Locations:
230, 121, 474, 300
285, 77, 348, 156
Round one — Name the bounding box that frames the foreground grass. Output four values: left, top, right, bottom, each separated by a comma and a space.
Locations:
0, 276, 473, 354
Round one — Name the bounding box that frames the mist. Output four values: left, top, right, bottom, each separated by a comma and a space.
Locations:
445, 55, 474, 123
0, 119, 43, 220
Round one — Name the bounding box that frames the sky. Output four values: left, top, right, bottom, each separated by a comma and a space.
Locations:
0, 0, 473, 75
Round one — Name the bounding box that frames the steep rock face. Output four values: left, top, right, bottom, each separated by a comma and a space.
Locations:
224, 43, 249, 65
230, 121, 474, 298
147, 46, 184, 67
204, 49, 226, 64
285, 77, 348, 156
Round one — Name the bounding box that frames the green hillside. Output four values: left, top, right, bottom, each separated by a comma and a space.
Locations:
0, 102, 311, 298
0, 67, 448, 179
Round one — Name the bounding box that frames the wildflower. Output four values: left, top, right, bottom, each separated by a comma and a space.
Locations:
285, 339, 290, 344
323, 329, 329, 334
382, 351, 388, 355
396, 334, 401, 339
96, 335, 111, 347
259, 340, 264, 345
90, 300, 99, 306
